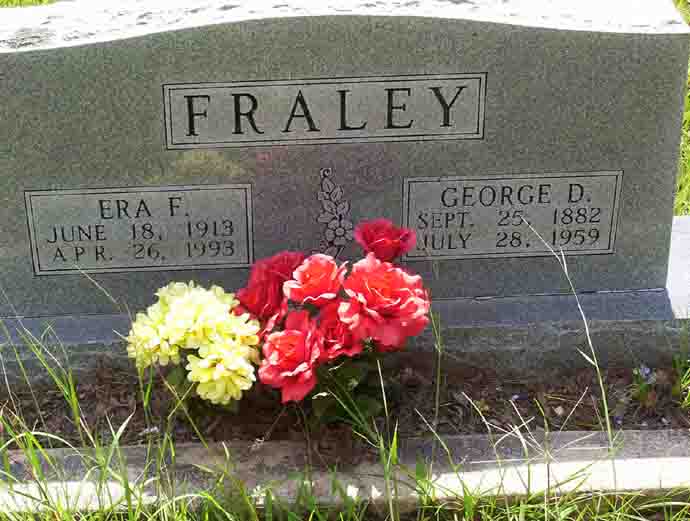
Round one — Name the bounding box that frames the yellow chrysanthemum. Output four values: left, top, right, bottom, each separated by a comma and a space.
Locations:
155, 281, 195, 303
185, 315, 261, 404
126, 281, 247, 374
159, 283, 241, 349
126, 302, 181, 370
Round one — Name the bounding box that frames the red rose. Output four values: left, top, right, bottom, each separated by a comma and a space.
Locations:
283, 254, 347, 307
318, 300, 363, 362
236, 251, 305, 334
339, 253, 430, 351
353, 219, 416, 262
258, 310, 323, 403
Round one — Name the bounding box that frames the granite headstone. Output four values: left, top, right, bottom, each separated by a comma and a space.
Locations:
0, 0, 689, 375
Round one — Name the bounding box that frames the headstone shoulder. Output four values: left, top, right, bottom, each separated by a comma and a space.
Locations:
1, 0, 687, 53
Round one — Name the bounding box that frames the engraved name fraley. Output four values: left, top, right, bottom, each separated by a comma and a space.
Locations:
403, 172, 623, 260
163, 74, 487, 148
25, 185, 253, 275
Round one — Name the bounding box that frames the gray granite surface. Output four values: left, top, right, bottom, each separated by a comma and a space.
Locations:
0, 4, 688, 318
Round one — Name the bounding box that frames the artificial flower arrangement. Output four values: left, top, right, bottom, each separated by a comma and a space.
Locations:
126, 218, 430, 412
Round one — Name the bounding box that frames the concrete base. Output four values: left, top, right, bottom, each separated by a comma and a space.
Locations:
2, 218, 689, 382
3, 430, 690, 512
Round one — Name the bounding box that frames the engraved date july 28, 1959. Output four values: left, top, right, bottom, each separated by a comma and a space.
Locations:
403, 171, 622, 260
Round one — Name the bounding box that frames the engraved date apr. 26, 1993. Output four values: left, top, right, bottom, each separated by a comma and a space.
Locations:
25, 184, 253, 275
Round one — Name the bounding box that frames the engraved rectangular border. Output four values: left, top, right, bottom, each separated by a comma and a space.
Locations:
24, 184, 254, 275
163, 73, 488, 149
402, 170, 624, 261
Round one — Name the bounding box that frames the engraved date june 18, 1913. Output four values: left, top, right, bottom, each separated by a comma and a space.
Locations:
25, 184, 253, 275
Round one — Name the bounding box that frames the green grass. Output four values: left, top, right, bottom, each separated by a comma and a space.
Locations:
0, 320, 688, 521
677, 76, 690, 215
678, 128, 690, 216
0, 270, 685, 519
2, 317, 690, 521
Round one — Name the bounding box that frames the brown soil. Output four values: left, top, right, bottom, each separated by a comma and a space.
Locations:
2, 358, 688, 453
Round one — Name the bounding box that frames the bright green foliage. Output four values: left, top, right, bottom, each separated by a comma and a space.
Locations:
676, 0, 690, 20
677, 322, 690, 407
676, 62, 690, 216
676, 1, 690, 215
0, 0, 52, 6
678, 153, 690, 216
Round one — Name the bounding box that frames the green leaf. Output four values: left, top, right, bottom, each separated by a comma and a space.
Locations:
353, 395, 383, 420
166, 365, 187, 390
312, 392, 339, 419
672, 380, 682, 398
389, 428, 399, 465
330, 359, 371, 391
221, 399, 240, 414
416, 456, 428, 482
264, 490, 273, 521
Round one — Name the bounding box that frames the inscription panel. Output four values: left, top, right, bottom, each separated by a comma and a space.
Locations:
25, 184, 253, 275
403, 171, 623, 260
164, 73, 487, 148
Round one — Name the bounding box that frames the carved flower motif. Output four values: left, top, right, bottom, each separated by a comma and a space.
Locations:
317, 167, 354, 256
325, 217, 354, 246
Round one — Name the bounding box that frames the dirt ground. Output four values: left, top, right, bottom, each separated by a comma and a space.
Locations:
2, 353, 687, 458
